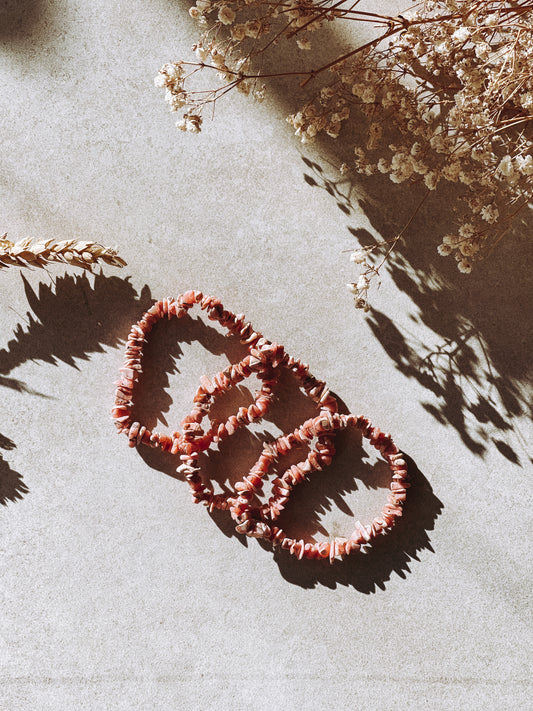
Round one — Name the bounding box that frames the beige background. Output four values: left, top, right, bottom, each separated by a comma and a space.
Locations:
1, 1, 531, 709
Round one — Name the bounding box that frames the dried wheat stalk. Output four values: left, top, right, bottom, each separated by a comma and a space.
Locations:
0, 235, 126, 271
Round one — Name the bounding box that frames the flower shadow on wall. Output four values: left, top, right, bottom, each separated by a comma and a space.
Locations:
300, 157, 533, 466
0, 270, 153, 504
218, 7, 532, 465
129, 310, 442, 593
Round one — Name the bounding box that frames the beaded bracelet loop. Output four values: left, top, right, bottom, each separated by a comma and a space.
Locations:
112, 291, 283, 452
175, 353, 281, 455
112, 290, 338, 459
180, 352, 339, 511
229, 412, 409, 562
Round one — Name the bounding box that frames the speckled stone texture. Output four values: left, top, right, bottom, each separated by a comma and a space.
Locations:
1, 2, 531, 709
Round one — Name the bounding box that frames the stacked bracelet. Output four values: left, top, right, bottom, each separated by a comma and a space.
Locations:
229, 412, 408, 562
112, 290, 282, 451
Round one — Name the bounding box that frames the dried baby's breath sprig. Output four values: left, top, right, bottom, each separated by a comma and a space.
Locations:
346, 244, 380, 311
347, 192, 430, 309
0, 236, 127, 271
158, 0, 533, 290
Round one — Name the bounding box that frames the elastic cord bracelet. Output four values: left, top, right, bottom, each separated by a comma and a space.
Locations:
181, 350, 339, 511
112, 292, 338, 501
112, 291, 281, 451
229, 412, 409, 562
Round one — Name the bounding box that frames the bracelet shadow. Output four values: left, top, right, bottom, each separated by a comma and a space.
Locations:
261, 453, 442, 593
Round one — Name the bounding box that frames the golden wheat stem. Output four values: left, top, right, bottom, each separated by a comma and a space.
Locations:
0, 235, 126, 271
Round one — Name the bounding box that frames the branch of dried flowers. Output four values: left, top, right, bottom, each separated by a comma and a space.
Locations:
157, 0, 533, 306
0, 236, 127, 271
347, 189, 431, 310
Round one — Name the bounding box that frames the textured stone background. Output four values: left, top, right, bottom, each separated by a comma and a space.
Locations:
1, 1, 531, 709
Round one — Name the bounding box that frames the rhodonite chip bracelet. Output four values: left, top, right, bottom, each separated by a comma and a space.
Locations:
112, 291, 409, 562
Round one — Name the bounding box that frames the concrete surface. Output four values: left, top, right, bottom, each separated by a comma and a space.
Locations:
1, 1, 531, 709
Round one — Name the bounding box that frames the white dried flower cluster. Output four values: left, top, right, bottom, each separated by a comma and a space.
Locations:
347, 274, 371, 312
154, 62, 203, 132
154, 0, 299, 122
359, 1, 533, 278
157, 1, 533, 305
346, 247, 378, 310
